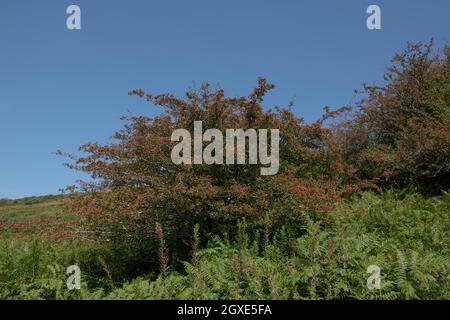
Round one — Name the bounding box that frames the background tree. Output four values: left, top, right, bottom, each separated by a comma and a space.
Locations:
331, 41, 450, 193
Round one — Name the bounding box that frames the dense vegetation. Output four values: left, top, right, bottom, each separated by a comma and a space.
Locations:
1, 41, 449, 299
0, 191, 448, 299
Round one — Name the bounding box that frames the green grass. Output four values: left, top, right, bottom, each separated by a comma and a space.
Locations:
0, 191, 448, 299
0, 195, 74, 239
0, 201, 63, 222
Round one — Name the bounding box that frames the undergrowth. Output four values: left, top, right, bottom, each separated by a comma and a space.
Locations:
0, 191, 448, 300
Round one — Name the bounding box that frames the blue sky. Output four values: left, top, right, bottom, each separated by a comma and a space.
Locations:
0, 0, 449, 199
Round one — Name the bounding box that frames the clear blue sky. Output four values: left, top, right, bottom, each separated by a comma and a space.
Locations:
0, 0, 449, 199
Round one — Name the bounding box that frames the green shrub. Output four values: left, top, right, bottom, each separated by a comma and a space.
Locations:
103, 191, 450, 300
1, 191, 448, 300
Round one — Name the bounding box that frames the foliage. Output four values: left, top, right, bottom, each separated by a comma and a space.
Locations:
2, 41, 449, 300
331, 41, 450, 193
0, 191, 448, 300
119, 191, 448, 300
59, 78, 346, 264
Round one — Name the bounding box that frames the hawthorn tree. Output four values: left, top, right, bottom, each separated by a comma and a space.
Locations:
60, 78, 345, 262
59, 41, 449, 267
331, 41, 450, 193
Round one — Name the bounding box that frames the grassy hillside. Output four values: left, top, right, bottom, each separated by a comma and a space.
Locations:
0, 195, 73, 239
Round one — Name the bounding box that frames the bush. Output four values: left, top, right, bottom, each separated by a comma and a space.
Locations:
0, 238, 154, 299
102, 191, 450, 300
0, 239, 75, 299
1, 191, 448, 299
332, 41, 450, 193
60, 78, 346, 267
34, 41, 449, 299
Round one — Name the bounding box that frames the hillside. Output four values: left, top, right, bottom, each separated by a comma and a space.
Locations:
0, 195, 74, 239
